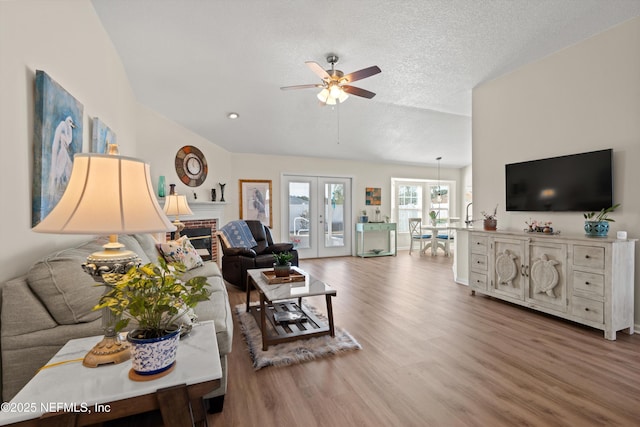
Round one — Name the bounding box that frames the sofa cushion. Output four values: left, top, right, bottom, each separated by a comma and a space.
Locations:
181, 261, 222, 282
156, 236, 204, 270
117, 234, 151, 265
132, 233, 162, 264
26, 240, 106, 325
194, 276, 233, 355
1, 276, 57, 336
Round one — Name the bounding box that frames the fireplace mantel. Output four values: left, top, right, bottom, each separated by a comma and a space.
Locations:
158, 199, 226, 224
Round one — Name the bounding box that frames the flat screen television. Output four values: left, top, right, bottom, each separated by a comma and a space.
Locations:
505, 149, 613, 212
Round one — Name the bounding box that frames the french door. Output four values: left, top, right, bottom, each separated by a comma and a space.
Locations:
282, 175, 352, 258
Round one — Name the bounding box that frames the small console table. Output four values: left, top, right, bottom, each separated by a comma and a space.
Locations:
355, 222, 397, 257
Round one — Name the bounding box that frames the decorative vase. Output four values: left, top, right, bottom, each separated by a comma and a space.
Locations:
219, 183, 226, 202
169, 184, 176, 195
127, 326, 180, 377
483, 219, 497, 231
584, 221, 609, 237
211, 188, 216, 201
273, 262, 291, 277
359, 215, 369, 223
158, 176, 166, 198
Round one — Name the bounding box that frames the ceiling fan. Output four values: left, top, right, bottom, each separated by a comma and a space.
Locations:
281, 55, 381, 105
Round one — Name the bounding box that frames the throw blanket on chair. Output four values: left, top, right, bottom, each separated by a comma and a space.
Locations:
219, 220, 258, 248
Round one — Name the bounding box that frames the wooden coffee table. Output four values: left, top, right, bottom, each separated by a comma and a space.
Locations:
246, 268, 337, 350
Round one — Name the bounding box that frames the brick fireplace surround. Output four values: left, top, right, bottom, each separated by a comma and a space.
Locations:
162, 200, 226, 263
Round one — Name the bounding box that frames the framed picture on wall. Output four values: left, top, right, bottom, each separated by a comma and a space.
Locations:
32, 70, 84, 227
239, 179, 272, 228
365, 187, 381, 205
91, 117, 117, 154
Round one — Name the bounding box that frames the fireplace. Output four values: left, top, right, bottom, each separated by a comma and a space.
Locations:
167, 219, 218, 262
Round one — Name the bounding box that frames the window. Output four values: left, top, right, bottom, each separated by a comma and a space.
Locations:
393, 179, 453, 233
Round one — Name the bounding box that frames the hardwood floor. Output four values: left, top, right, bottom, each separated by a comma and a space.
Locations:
209, 252, 640, 427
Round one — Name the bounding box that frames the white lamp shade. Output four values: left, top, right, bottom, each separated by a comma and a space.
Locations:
33, 154, 176, 234
163, 194, 194, 217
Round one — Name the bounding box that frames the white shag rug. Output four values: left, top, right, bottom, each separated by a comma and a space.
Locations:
235, 303, 362, 370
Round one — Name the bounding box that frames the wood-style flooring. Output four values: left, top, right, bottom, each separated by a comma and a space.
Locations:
209, 252, 640, 427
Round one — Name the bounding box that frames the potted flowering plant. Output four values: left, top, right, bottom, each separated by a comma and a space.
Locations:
95, 258, 210, 376
481, 205, 498, 231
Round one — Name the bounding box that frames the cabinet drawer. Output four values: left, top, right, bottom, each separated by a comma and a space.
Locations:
471, 235, 489, 255
358, 223, 394, 231
571, 296, 604, 324
573, 245, 605, 270
469, 272, 488, 291
572, 270, 604, 297
470, 254, 488, 272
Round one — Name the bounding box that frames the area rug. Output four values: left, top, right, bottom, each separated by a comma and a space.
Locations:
235, 303, 362, 370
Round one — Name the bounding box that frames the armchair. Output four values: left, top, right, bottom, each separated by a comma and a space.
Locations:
217, 220, 299, 290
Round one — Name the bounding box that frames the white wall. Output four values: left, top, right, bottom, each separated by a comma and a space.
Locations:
472, 17, 640, 323
225, 153, 462, 244
0, 0, 141, 282
136, 104, 232, 200
0, 0, 233, 282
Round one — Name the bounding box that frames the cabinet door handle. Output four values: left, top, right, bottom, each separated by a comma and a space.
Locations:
585, 281, 590, 285
585, 255, 590, 259
585, 308, 590, 312
521, 264, 525, 277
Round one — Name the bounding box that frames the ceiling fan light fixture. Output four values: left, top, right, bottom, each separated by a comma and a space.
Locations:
317, 88, 330, 103
337, 90, 349, 103
329, 84, 342, 99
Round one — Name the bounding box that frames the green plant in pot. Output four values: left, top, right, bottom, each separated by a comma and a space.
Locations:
481, 205, 498, 231
428, 210, 438, 226
273, 251, 294, 277
583, 204, 620, 237
94, 258, 210, 377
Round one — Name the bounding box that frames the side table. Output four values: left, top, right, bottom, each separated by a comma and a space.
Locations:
0, 321, 221, 427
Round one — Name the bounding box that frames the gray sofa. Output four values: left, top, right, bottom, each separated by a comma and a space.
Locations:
0, 234, 233, 411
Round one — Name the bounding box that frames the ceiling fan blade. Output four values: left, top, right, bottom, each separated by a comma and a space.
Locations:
342, 85, 376, 99
305, 61, 331, 80
280, 84, 322, 90
342, 65, 381, 83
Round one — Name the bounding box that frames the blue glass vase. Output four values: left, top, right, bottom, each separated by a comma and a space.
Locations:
158, 176, 166, 198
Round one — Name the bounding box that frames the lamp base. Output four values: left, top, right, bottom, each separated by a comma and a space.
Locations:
82, 335, 131, 368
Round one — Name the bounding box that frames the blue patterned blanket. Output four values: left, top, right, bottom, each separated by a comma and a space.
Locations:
219, 220, 258, 248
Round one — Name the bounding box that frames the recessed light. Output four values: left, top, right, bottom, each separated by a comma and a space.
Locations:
227, 112, 239, 119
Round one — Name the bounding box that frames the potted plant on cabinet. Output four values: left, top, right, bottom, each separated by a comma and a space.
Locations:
94, 258, 210, 377
583, 204, 620, 237
273, 251, 294, 277
482, 205, 498, 231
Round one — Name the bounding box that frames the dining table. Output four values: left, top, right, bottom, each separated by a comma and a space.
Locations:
420, 224, 455, 256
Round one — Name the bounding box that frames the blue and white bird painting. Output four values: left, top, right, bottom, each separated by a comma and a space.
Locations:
32, 70, 83, 227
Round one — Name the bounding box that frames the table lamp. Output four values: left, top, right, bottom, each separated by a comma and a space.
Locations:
163, 193, 194, 238
33, 152, 176, 367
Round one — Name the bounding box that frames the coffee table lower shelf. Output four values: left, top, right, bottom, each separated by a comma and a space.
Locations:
248, 300, 334, 350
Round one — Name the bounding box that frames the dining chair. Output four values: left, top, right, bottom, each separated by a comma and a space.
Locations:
436, 227, 455, 256
408, 218, 431, 256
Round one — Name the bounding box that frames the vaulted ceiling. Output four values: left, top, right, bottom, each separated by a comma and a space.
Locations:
92, 0, 640, 168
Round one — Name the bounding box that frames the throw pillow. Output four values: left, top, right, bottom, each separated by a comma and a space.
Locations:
156, 236, 204, 270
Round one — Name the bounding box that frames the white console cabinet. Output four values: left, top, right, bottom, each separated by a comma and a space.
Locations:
469, 230, 635, 340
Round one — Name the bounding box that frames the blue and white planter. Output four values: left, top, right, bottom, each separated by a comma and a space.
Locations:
584, 221, 610, 237
127, 327, 181, 376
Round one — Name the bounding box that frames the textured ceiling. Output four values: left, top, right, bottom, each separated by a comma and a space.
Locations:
91, 0, 640, 168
